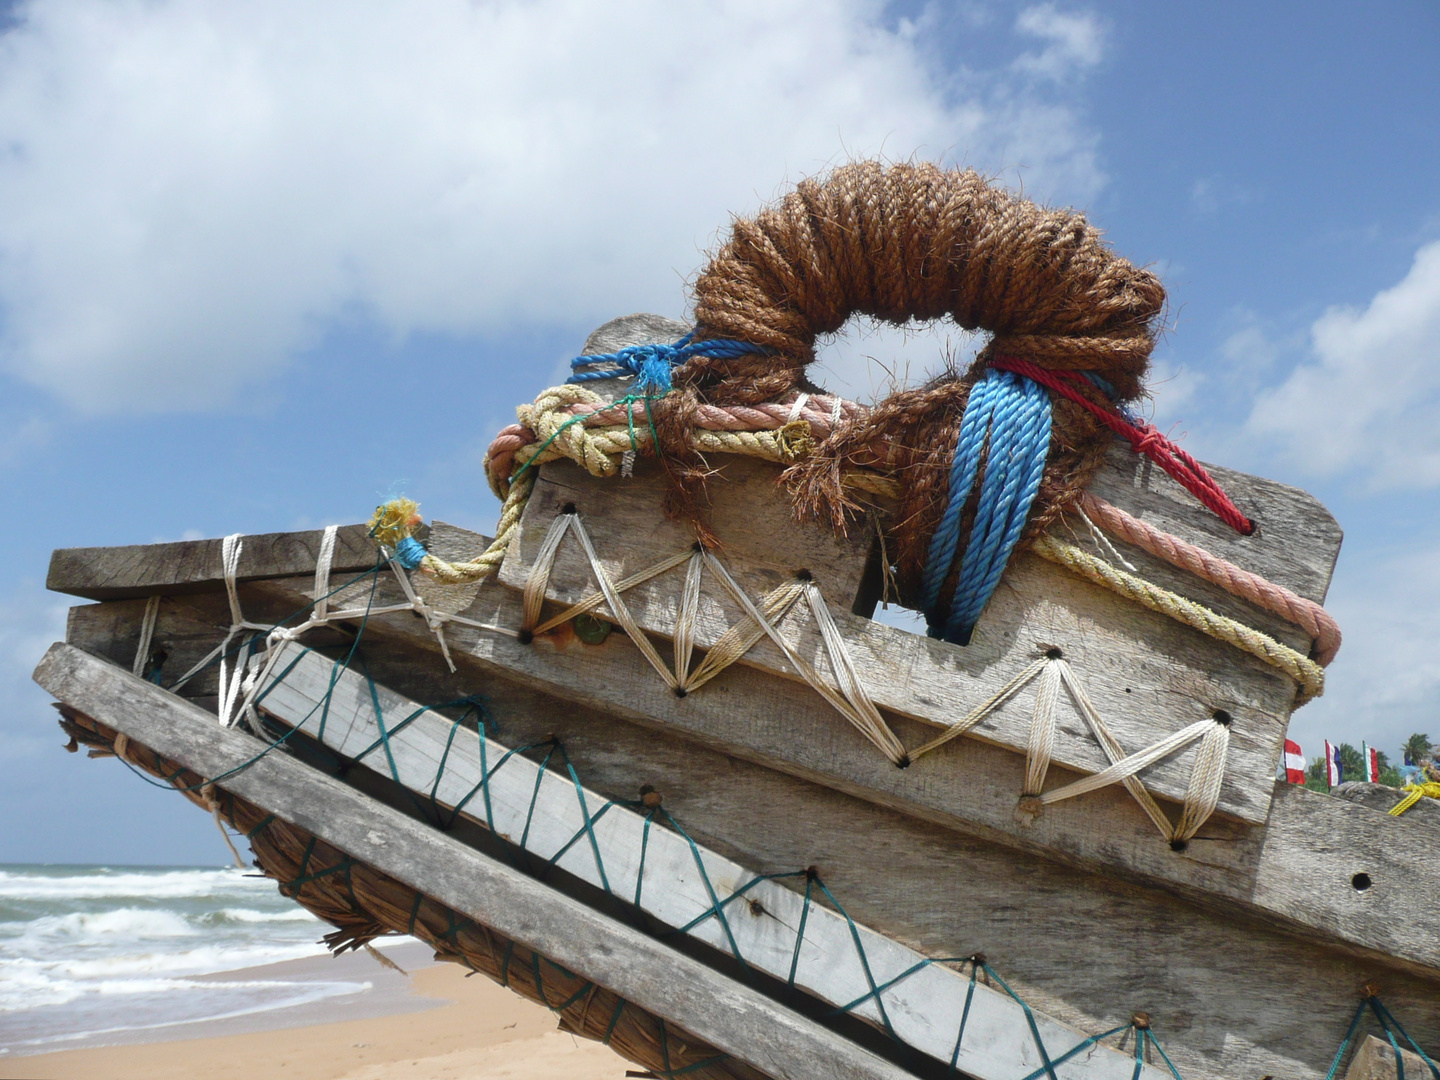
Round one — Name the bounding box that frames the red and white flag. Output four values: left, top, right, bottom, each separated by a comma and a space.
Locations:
1362, 742, 1380, 783
1324, 739, 1343, 787
1284, 739, 1306, 784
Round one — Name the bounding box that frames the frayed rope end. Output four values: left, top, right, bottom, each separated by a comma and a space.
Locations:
370, 498, 422, 548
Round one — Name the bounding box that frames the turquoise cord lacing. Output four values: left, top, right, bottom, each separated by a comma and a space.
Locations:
1325, 994, 1440, 1080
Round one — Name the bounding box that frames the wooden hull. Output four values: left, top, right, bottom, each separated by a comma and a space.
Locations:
38, 533, 1440, 1080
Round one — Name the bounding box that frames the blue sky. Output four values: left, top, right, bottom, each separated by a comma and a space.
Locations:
0, 1, 1436, 864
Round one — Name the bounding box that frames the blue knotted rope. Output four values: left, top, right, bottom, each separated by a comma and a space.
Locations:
565, 332, 763, 394
921, 368, 1051, 645
393, 536, 428, 570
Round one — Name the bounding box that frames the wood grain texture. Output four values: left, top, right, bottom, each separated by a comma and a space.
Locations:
47, 523, 380, 600
1335, 782, 1440, 828
1343, 1035, 1435, 1080
31, 642, 917, 1080
56, 591, 1440, 1080
497, 456, 1329, 824
254, 642, 1172, 1080
581, 312, 691, 356
62, 542, 1440, 983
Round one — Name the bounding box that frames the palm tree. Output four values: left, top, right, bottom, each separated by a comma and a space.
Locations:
1337, 743, 1364, 781
1403, 733, 1433, 766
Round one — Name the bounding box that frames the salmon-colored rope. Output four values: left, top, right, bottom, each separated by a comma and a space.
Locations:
1078, 492, 1341, 666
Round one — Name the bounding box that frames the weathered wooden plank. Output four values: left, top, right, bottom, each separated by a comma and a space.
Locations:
1088, 444, 1342, 606
30, 642, 914, 1080
581, 312, 692, 356
254, 642, 1173, 1080
346, 636, 1440, 1080
499, 460, 1291, 824
488, 316, 1340, 830
1343, 1035, 1434, 1080
59, 591, 1440, 1080
47, 524, 380, 600
61, 533, 1440, 983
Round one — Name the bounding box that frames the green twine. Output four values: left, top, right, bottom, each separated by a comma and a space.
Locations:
510, 392, 664, 491
1326, 995, 1440, 1080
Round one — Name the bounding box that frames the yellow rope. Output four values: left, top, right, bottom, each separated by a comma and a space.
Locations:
1030, 535, 1325, 703
1388, 782, 1440, 817
415, 471, 535, 586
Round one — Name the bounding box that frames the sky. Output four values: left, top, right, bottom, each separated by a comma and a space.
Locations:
0, 0, 1436, 864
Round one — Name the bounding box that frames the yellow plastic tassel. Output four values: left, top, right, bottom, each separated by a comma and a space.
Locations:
369, 497, 422, 547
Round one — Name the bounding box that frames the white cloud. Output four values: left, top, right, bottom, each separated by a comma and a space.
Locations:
1245, 240, 1440, 488
0, 0, 1107, 413
1289, 540, 1440, 762
1012, 4, 1104, 81
0, 584, 69, 763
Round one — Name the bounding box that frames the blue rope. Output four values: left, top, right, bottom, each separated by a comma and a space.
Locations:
921, 368, 1051, 644
565, 332, 764, 395
393, 536, 427, 569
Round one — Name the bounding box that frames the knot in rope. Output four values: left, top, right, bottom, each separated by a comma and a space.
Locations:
567, 334, 763, 395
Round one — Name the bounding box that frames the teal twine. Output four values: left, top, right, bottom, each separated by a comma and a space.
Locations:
117, 538, 1201, 1078
920, 368, 1051, 645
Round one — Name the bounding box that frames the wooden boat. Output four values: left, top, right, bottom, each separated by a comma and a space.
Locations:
33, 166, 1440, 1080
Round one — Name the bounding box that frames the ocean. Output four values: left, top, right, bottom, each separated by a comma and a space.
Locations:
0, 863, 409, 1056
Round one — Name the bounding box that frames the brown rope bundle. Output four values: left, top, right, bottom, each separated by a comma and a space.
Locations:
667, 161, 1165, 608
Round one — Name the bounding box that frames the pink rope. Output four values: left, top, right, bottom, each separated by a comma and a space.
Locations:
1079, 492, 1341, 666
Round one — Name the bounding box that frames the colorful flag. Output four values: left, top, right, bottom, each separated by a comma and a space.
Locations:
1324, 739, 1343, 787
1283, 739, 1306, 784
1362, 742, 1380, 783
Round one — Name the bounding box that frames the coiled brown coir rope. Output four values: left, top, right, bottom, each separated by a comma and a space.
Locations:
661, 161, 1165, 610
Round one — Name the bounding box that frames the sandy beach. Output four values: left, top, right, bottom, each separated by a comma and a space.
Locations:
0, 951, 632, 1080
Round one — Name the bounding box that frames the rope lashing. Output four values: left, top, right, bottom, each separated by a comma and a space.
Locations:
566, 333, 765, 395
518, 507, 909, 765
921, 368, 1051, 644
1325, 993, 1440, 1080
908, 650, 1233, 845
991, 356, 1254, 536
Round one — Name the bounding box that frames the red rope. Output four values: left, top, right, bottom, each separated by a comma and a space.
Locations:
991, 356, 1254, 536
